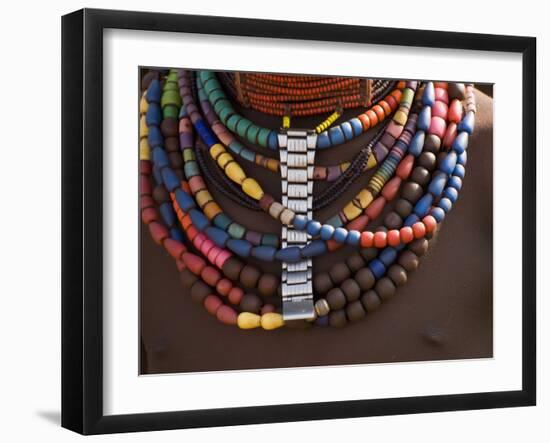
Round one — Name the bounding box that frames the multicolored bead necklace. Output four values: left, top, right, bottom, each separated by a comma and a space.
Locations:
139, 68, 476, 329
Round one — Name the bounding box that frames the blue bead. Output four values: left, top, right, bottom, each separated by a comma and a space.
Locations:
268, 131, 279, 150
453, 164, 466, 179
159, 202, 175, 227
306, 220, 322, 236
422, 82, 435, 106
175, 188, 195, 211
417, 106, 431, 132
320, 224, 335, 241
316, 132, 330, 149
340, 122, 354, 141
369, 259, 386, 279
414, 194, 434, 217
251, 245, 277, 261
301, 240, 327, 258
228, 141, 243, 156
153, 166, 163, 185
333, 227, 348, 243
240, 148, 255, 162
202, 129, 217, 147
315, 315, 329, 327
178, 105, 187, 118
275, 246, 302, 262
408, 130, 425, 157
261, 234, 279, 247
451, 131, 469, 154
350, 118, 363, 136
147, 126, 163, 147
213, 213, 231, 230
189, 208, 209, 231
205, 226, 229, 247
438, 197, 453, 213
346, 230, 361, 246
146, 79, 161, 103
448, 176, 462, 191
161, 167, 181, 192
428, 171, 447, 197
458, 111, 475, 134
379, 248, 397, 266
328, 126, 345, 146
170, 228, 185, 243
146, 102, 162, 126
431, 207, 446, 222
442, 187, 458, 203
404, 213, 420, 226
152, 147, 169, 169
184, 161, 199, 178
227, 239, 252, 257
457, 150, 468, 166
439, 151, 457, 175
293, 215, 308, 231
325, 215, 343, 228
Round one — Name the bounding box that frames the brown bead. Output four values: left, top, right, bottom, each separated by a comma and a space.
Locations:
398, 250, 419, 272
179, 269, 198, 288
240, 293, 262, 314
448, 82, 466, 100
418, 152, 437, 171
313, 273, 333, 295
153, 185, 170, 204
376, 226, 388, 233
258, 273, 278, 296
346, 300, 366, 322
326, 288, 346, 310
328, 309, 347, 327
387, 265, 408, 286
329, 263, 351, 285
160, 118, 179, 137
394, 198, 413, 218
359, 247, 378, 262
401, 182, 423, 203
361, 290, 382, 312
356, 268, 375, 291
384, 211, 403, 230
141, 70, 159, 90
165, 137, 180, 152
239, 265, 261, 288
409, 238, 429, 256
346, 253, 365, 273
168, 151, 184, 169
410, 167, 430, 187
341, 279, 361, 302
424, 134, 441, 153
221, 257, 244, 281
190, 280, 211, 304
375, 277, 396, 301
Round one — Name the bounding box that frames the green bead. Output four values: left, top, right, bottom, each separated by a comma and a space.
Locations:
209, 90, 225, 106
257, 128, 271, 147
161, 90, 182, 108
218, 107, 234, 124
226, 114, 241, 132
228, 223, 246, 239
400, 88, 414, 107
236, 119, 252, 138
261, 234, 279, 247
183, 149, 195, 162
162, 105, 179, 120
247, 125, 260, 143
164, 81, 178, 92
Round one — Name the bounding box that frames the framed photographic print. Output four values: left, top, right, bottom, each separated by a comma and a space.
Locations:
61, 8, 536, 435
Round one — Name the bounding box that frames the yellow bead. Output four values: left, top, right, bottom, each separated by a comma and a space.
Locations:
139, 138, 150, 160
393, 109, 408, 126
209, 143, 226, 161
266, 159, 279, 172
139, 95, 149, 114
342, 201, 363, 221
282, 116, 290, 129
340, 162, 350, 172
139, 115, 148, 137
238, 312, 261, 329
217, 152, 233, 169
242, 178, 264, 200
225, 161, 246, 184
367, 154, 377, 169
357, 189, 374, 208
195, 189, 213, 208
261, 313, 284, 330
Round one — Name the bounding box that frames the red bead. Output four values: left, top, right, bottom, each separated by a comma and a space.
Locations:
365, 196, 386, 219
434, 87, 449, 103
139, 160, 152, 174
387, 229, 401, 247
373, 231, 387, 248
148, 221, 169, 245
326, 239, 342, 252
140, 195, 155, 210
412, 222, 426, 239
216, 305, 238, 325
175, 259, 186, 272
216, 278, 232, 296
202, 266, 221, 286
182, 253, 206, 275
347, 215, 369, 232
442, 122, 458, 148
448, 99, 463, 123
360, 231, 374, 248
139, 175, 152, 196
400, 226, 414, 243
381, 177, 402, 201
228, 287, 244, 305
395, 155, 415, 180
204, 295, 223, 315
141, 207, 158, 224
431, 100, 448, 119
423, 215, 437, 233
163, 238, 186, 259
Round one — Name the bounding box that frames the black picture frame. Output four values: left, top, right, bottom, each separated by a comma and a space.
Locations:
62, 8, 537, 435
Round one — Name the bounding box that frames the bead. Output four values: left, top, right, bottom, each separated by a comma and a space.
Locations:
240, 265, 261, 288
381, 177, 402, 201
306, 220, 322, 236
333, 227, 348, 244
422, 82, 435, 106
329, 263, 351, 285
395, 198, 413, 218
251, 245, 276, 262
225, 162, 246, 184
373, 231, 387, 248
326, 287, 347, 310
408, 131, 425, 157
280, 209, 295, 226
417, 106, 431, 131
448, 176, 463, 191
190, 280, 211, 304
388, 265, 407, 286
293, 215, 308, 230
328, 309, 347, 328
448, 99, 463, 123
228, 287, 244, 305
398, 250, 419, 272
226, 239, 252, 257
149, 222, 169, 245
356, 268, 375, 291
204, 295, 223, 315
385, 212, 403, 230
315, 299, 330, 316
428, 116, 446, 139
258, 274, 278, 296
439, 151, 458, 175
369, 259, 386, 279
412, 222, 426, 239
439, 197, 453, 213
346, 300, 366, 323
361, 290, 382, 312
221, 257, 244, 280
428, 171, 447, 197
413, 194, 433, 217
387, 229, 401, 247
443, 187, 459, 203
418, 152, 437, 171
424, 134, 442, 153
409, 238, 429, 256
452, 131, 469, 154
347, 254, 366, 273
240, 293, 262, 314
275, 246, 302, 262
458, 111, 475, 134
216, 305, 238, 326
237, 312, 261, 329
301, 240, 327, 258
410, 167, 430, 187
395, 155, 415, 179
261, 313, 284, 330
431, 207, 446, 222
400, 226, 414, 244
346, 230, 361, 246
423, 215, 437, 233
402, 182, 423, 203
341, 279, 361, 302
360, 231, 374, 248
320, 224, 335, 240
375, 277, 396, 301
448, 83, 466, 100
365, 197, 386, 219
242, 178, 263, 200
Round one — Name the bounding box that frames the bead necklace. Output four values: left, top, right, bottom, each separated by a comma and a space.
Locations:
140, 69, 476, 330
